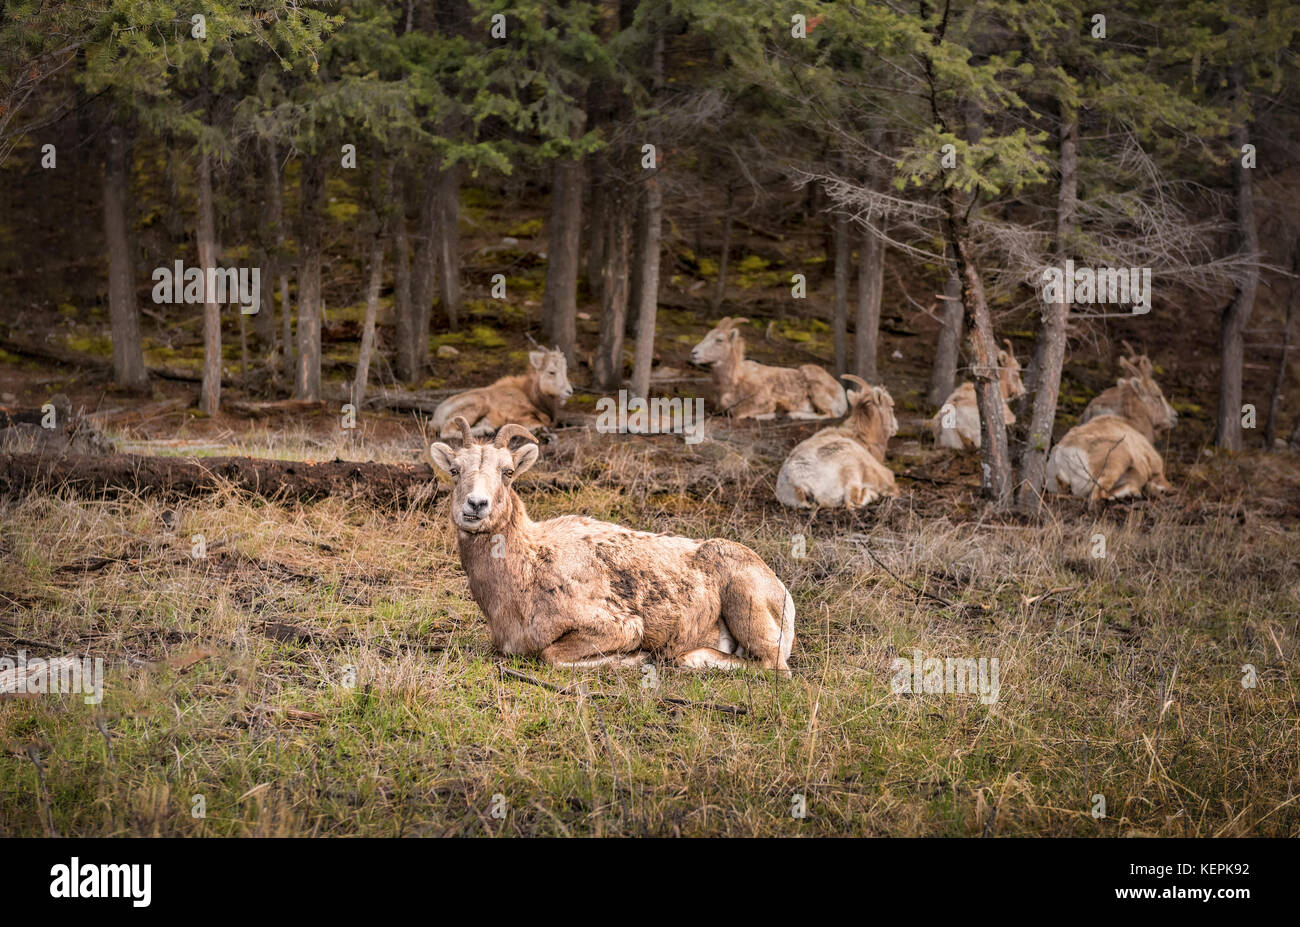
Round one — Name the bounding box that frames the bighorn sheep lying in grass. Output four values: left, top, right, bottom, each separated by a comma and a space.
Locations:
1079, 343, 1177, 442
1046, 359, 1177, 503
427, 416, 796, 675
690, 317, 846, 420
432, 348, 573, 439
929, 340, 1025, 450
776, 375, 900, 508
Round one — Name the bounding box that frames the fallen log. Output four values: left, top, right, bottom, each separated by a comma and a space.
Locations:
362, 387, 460, 415
0, 452, 442, 506
223, 398, 329, 418
0, 337, 236, 386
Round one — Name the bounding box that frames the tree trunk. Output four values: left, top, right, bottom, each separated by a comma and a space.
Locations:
252, 146, 275, 352
436, 163, 462, 330
353, 227, 385, 408
625, 189, 648, 338
542, 157, 583, 363
1018, 108, 1077, 509
280, 271, 293, 380
712, 190, 733, 312
238, 311, 249, 384
630, 174, 662, 400
585, 173, 607, 307
197, 150, 222, 415
833, 213, 850, 376
594, 192, 631, 392
102, 116, 148, 392
294, 158, 324, 401
1265, 240, 1299, 448
1217, 67, 1258, 451
928, 269, 964, 407
411, 173, 437, 369
854, 219, 884, 382
392, 212, 416, 382
945, 197, 1011, 508
266, 139, 293, 380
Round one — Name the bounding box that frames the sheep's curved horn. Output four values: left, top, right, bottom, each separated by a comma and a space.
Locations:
452, 416, 475, 446
731, 316, 750, 325
840, 373, 870, 392
493, 423, 538, 448
1120, 339, 1137, 358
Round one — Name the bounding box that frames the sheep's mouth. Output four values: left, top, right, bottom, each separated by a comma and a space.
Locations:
457, 512, 488, 530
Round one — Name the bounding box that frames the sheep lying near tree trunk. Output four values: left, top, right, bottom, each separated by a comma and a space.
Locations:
427, 417, 797, 675
431, 348, 574, 439
776, 375, 900, 508
1079, 343, 1177, 442
1046, 357, 1178, 504
929, 340, 1025, 450
690, 317, 846, 420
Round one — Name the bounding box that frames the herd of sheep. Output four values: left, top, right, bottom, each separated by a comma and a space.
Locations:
420, 318, 1180, 675
431, 320, 1179, 508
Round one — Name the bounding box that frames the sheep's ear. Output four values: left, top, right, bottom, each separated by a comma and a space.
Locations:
1118, 357, 1139, 377
428, 442, 458, 478
529, 350, 545, 369
511, 442, 540, 477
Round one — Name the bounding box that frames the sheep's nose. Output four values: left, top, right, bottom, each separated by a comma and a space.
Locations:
465, 495, 490, 515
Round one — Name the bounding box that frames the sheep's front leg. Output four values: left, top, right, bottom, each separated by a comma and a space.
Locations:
678, 647, 750, 671
539, 630, 644, 669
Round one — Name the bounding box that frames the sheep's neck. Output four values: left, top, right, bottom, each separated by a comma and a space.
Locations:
457, 492, 534, 631
1120, 399, 1157, 444
712, 336, 745, 390
845, 408, 888, 460
521, 370, 558, 424
999, 368, 1016, 401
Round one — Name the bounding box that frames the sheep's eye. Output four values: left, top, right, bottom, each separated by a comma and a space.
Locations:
449, 467, 459, 477
502, 468, 514, 478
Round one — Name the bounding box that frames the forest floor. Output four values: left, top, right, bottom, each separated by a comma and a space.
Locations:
1, 324, 1298, 834
2, 178, 1298, 836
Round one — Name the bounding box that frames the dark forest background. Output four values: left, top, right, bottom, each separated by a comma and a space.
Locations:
2, 0, 1299, 509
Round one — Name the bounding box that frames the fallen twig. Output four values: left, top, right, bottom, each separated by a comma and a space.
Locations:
498, 665, 748, 715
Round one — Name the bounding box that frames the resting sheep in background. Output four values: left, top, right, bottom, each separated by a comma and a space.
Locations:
1046, 357, 1177, 504
1079, 342, 1177, 442
431, 347, 573, 439
930, 340, 1025, 450
776, 375, 900, 508
690, 317, 847, 420
427, 417, 797, 676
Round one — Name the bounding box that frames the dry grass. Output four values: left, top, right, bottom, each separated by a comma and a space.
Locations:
1, 423, 1297, 836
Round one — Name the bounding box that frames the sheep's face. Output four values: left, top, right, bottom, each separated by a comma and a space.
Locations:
531, 349, 574, 404
998, 346, 1025, 400
429, 439, 540, 533
690, 319, 745, 367
1121, 358, 1177, 432
848, 385, 899, 439
872, 388, 900, 439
